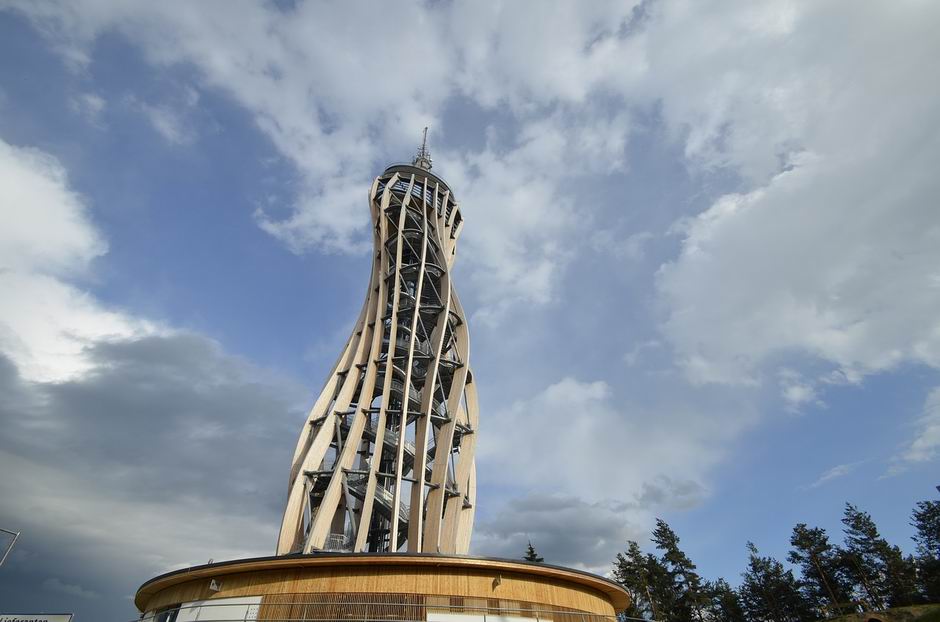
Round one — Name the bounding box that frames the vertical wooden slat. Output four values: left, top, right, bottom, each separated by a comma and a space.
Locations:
391, 177, 430, 552
356, 173, 413, 551
304, 180, 390, 548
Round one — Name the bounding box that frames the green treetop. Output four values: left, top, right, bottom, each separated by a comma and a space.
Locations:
740, 541, 814, 622
523, 541, 544, 563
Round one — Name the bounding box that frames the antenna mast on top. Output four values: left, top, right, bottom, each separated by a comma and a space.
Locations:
413, 126, 432, 170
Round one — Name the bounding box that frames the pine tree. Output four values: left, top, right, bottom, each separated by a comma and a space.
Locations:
840, 503, 885, 609
704, 578, 747, 622
523, 541, 544, 563
912, 500, 940, 602
652, 519, 708, 621
614, 541, 660, 620
788, 523, 854, 617
740, 542, 814, 622
841, 503, 918, 609
912, 500, 940, 559
647, 551, 681, 620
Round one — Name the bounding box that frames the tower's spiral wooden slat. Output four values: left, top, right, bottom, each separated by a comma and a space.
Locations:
277, 157, 477, 555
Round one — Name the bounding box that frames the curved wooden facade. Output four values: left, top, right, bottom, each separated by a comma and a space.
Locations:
278, 160, 478, 555
135, 554, 630, 620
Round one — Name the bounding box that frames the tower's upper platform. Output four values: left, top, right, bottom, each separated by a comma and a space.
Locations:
381, 163, 453, 196
377, 161, 463, 244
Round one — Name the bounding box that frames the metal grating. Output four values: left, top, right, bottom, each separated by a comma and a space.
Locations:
254, 592, 618, 622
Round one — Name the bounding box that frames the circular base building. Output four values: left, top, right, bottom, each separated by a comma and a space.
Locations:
134, 554, 630, 622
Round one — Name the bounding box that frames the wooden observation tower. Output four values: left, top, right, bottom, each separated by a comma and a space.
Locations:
133, 133, 628, 622
278, 129, 478, 556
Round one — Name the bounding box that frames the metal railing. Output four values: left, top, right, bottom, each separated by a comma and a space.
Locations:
135, 597, 630, 622
0, 527, 19, 568
322, 534, 353, 552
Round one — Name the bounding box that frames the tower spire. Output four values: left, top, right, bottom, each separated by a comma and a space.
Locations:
413, 126, 432, 170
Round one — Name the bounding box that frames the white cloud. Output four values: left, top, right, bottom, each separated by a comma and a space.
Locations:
659, 151, 940, 389
11, 0, 455, 252
804, 461, 861, 490
253, 170, 371, 255
69, 91, 106, 126
0, 132, 303, 612
480, 377, 736, 502
10, 3, 940, 350
440, 116, 622, 322
2, 0, 641, 313
474, 375, 740, 568
650, 2, 940, 395
778, 368, 820, 413
126, 88, 201, 146
888, 387, 940, 476
137, 100, 190, 145
903, 388, 940, 463
0, 138, 153, 382
0, 138, 104, 276
0, 271, 151, 382
445, 1, 645, 111
478, 376, 741, 521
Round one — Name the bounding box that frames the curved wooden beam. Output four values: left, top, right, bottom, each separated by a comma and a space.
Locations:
277, 165, 476, 554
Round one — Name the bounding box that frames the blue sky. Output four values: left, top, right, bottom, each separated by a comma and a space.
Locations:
1, 1, 939, 620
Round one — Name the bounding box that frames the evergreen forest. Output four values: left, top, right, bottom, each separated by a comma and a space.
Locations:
526, 499, 940, 622
612, 500, 940, 621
